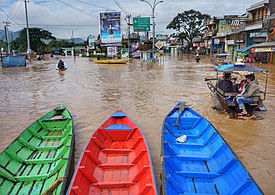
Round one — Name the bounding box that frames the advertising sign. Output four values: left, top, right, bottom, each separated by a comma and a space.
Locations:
133, 17, 151, 31
107, 47, 118, 57
121, 48, 129, 59
88, 35, 95, 49
100, 12, 122, 46
132, 42, 140, 52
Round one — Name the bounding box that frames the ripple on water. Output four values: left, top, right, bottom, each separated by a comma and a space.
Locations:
0, 55, 274, 194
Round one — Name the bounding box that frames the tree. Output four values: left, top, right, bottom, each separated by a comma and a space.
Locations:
167, 9, 210, 49
12, 27, 56, 53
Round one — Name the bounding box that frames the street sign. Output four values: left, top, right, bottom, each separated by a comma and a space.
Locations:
133, 17, 150, 32
156, 34, 163, 40
155, 40, 164, 49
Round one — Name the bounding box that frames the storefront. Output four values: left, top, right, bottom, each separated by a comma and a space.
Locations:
252, 42, 275, 64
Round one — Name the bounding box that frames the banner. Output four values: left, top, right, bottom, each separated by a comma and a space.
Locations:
107, 47, 118, 57
100, 12, 122, 46
121, 48, 129, 59
88, 35, 95, 49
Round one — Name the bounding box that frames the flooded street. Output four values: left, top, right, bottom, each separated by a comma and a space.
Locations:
0, 54, 274, 194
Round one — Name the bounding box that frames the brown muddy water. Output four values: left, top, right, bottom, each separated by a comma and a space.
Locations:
0, 54, 274, 194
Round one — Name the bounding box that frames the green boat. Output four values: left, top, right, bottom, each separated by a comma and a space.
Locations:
0, 105, 75, 195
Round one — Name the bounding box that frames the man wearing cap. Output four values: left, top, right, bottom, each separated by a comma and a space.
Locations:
236, 74, 260, 115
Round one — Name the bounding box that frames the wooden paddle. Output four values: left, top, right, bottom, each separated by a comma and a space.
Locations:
42, 177, 65, 195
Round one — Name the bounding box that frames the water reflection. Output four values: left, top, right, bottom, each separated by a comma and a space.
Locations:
0, 55, 274, 194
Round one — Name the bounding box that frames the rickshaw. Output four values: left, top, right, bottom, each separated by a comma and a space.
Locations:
205, 63, 268, 118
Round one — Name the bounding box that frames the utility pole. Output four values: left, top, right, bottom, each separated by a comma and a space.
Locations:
140, 0, 164, 61
72, 30, 76, 61
3, 21, 10, 54
24, 0, 31, 61
127, 15, 131, 58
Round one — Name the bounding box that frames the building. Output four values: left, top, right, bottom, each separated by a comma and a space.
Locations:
245, 0, 270, 46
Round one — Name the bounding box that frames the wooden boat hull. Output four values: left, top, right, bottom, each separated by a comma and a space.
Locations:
93, 59, 129, 64
161, 102, 262, 194
0, 105, 74, 194
68, 111, 157, 195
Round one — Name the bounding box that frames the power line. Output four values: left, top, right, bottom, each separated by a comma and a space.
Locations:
12, 1, 24, 20
0, 8, 24, 27
56, 0, 98, 19
75, 0, 111, 10
113, 0, 131, 16
9, 0, 20, 19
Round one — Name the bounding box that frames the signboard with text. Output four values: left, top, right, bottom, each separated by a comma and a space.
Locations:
133, 17, 150, 31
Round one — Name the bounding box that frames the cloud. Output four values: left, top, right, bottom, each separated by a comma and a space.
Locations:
0, 0, 260, 38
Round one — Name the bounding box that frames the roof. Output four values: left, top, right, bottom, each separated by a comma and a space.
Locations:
214, 63, 268, 73
235, 45, 256, 52
246, 0, 269, 12
135, 41, 153, 51
252, 41, 275, 47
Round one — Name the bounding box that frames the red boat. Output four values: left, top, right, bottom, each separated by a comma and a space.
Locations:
68, 111, 157, 195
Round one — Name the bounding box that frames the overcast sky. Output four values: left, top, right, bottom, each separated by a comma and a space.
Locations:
0, 0, 259, 39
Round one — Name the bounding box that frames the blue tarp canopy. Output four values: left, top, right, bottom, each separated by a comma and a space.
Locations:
214, 63, 268, 73
2, 55, 26, 67
235, 45, 256, 53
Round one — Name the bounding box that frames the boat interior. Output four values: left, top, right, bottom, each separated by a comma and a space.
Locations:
162, 107, 261, 194
69, 112, 156, 195
0, 107, 73, 194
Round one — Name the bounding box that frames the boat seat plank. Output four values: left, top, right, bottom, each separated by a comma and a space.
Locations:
126, 127, 138, 140
132, 165, 150, 182
98, 128, 112, 142
71, 186, 82, 195
112, 112, 127, 118
98, 163, 134, 169
42, 118, 68, 122
85, 150, 102, 165
90, 137, 104, 149
175, 171, 221, 178
93, 181, 135, 188
104, 124, 132, 131
231, 179, 253, 195
130, 137, 143, 149
79, 166, 98, 183
140, 184, 153, 195
101, 148, 132, 154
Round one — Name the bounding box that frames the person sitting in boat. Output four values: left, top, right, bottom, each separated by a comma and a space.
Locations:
216, 73, 234, 93
236, 74, 260, 115
56, 59, 67, 70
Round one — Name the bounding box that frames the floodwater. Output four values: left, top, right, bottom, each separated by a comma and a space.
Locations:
0, 54, 274, 194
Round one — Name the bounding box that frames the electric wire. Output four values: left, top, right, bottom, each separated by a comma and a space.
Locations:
55, 0, 98, 19
9, 0, 19, 19
0, 8, 25, 28
12, 1, 25, 20
75, 0, 111, 10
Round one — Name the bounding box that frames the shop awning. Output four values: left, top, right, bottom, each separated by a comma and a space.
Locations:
235, 45, 256, 52
252, 41, 275, 53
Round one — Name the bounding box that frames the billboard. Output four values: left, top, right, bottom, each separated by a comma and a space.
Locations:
88, 35, 95, 49
100, 12, 122, 46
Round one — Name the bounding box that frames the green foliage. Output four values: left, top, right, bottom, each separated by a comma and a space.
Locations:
12, 27, 56, 53
48, 39, 73, 49
167, 9, 210, 48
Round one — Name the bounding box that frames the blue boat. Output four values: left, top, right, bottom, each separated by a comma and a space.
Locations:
161, 102, 262, 195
